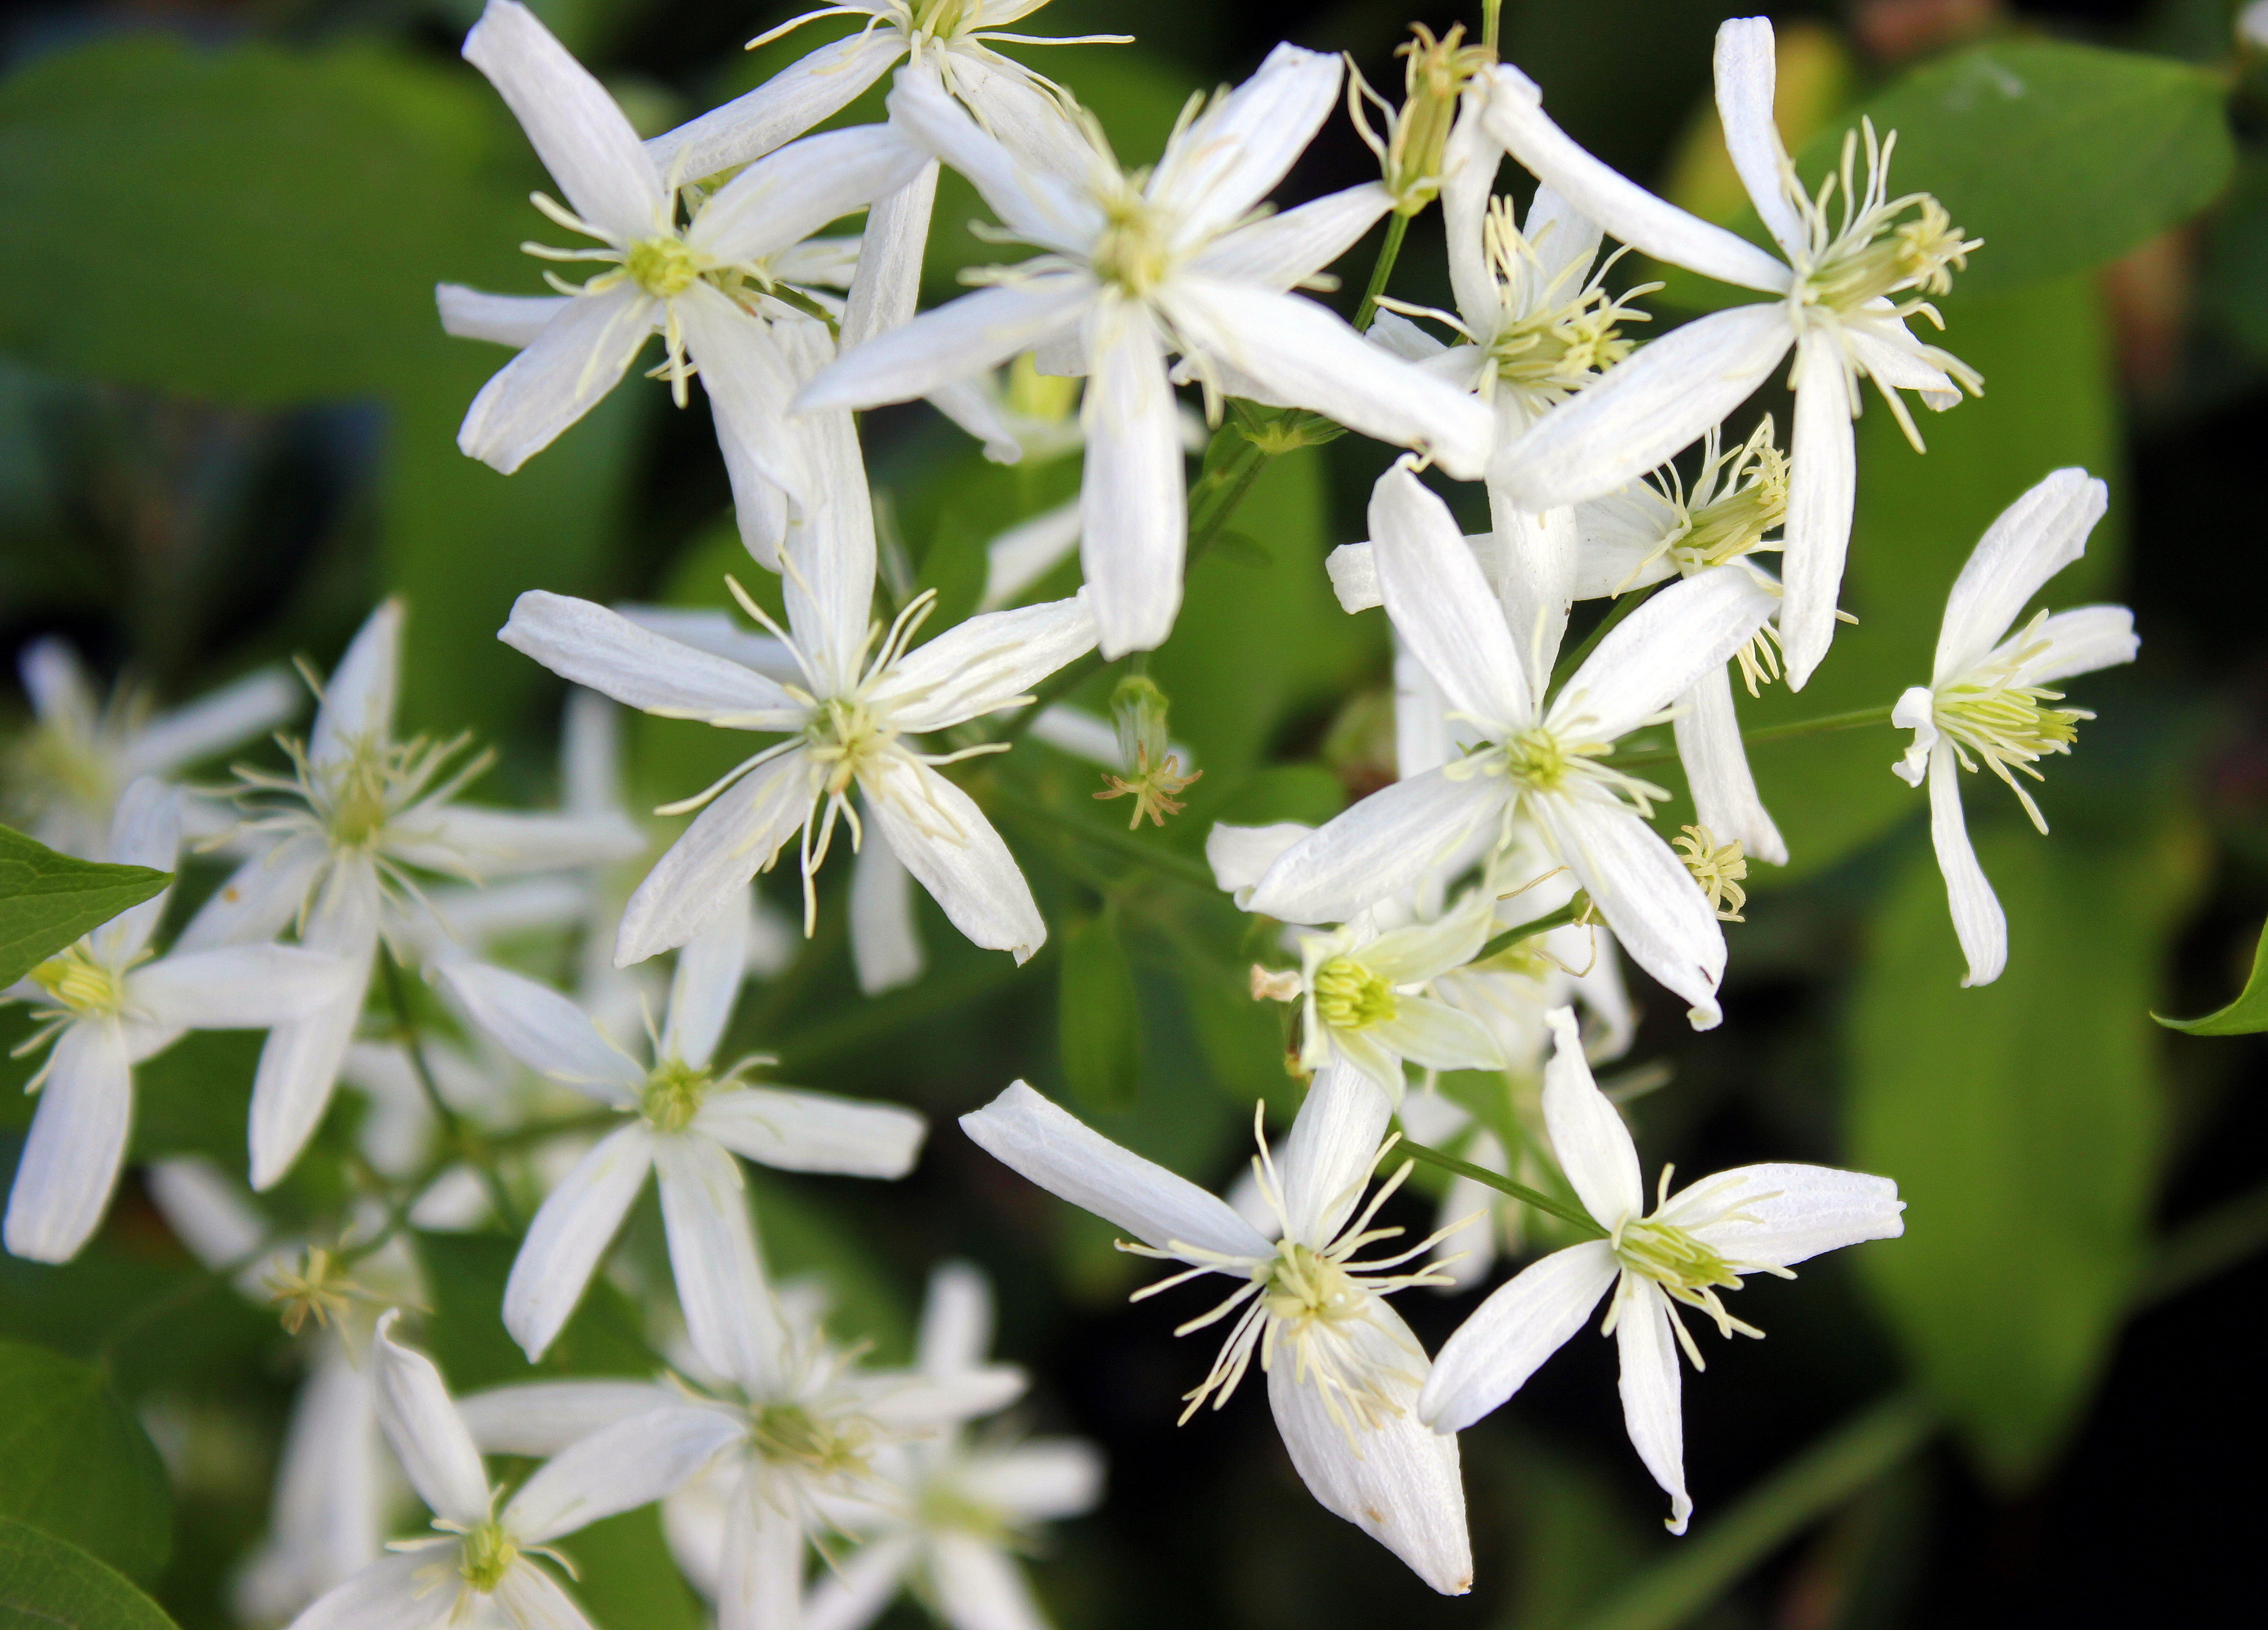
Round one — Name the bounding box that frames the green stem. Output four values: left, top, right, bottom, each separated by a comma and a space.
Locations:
1396, 1138, 1608, 1238
1352, 211, 1412, 334
989, 788, 1219, 890
1567, 1392, 1937, 1630
1609, 704, 1896, 769
1185, 433, 1272, 557
1473, 897, 1586, 961
378, 947, 519, 1230
1550, 584, 1659, 696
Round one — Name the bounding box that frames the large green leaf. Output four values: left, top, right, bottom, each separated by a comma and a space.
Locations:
1058, 906, 1141, 1113
0, 825, 169, 987
553, 1508, 703, 1630
2155, 917, 2268, 1035
0, 1342, 171, 1583
0, 1518, 177, 1630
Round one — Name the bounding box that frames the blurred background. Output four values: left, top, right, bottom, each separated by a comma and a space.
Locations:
2, 0, 2266, 1626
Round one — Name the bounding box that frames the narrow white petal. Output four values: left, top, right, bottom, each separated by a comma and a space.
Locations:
663, 899, 750, 1071
860, 761, 1044, 963
129, 945, 357, 1031
959, 1081, 1271, 1259
964, 1439, 1106, 1522
655, 1134, 775, 1384
609, 606, 800, 680
847, 825, 926, 995
1573, 486, 1683, 600
930, 1533, 1049, 1630
121, 666, 301, 779
370, 1310, 492, 1527
1479, 65, 1791, 294
459, 1381, 679, 1455
1672, 665, 1786, 865
503, 590, 801, 726
436, 286, 573, 349
1491, 304, 1791, 510
444, 961, 642, 1103
1490, 495, 1581, 702
284, 1552, 449, 1630
1440, 95, 1500, 323
505, 1405, 742, 1543
1188, 183, 1393, 289
2010, 605, 2138, 687
1078, 302, 1186, 658
1276, 1063, 1394, 1245
1372, 998, 1504, 1074
1243, 771, 1509, 927
145, 1156, 267, 1269
840, 158, 940, 349
1523, 185, 1606, 294
1778, 335, 1860, 689
778, 398, 881, 693
89, 779, 180, 961
1538, 1006, 1642, 1222
1932, 468, 2109, 682
1552, 564, 1778, 743
1927, 743, 2005, 987
690, 125, 926, 264
1325, 541, 1380, 612
885, 66, 1098, 250
916, 1259, 995, 1379
615, 751, 815, 967
1530, 797, 1726, 1029
1671, 1162, 1904, 1267
312, 601, 403, 769
980, 501, 1083, 608
457, 287, 656, 474
1368, 462, 1531, 729
804, 1535, 917, 1630
1417, 1239, 1620, 1431
462, 0, 663, 241
3, 1022, 131, 1263
248, 868, 379, 1190
1265, 1303, 1473, 1595
504, 1124, 656, 1361
393, 804, 641, 878
677, 284, 811, 512
719, 1466, 804, 1630
1712, 18, 1807, 258
1204, 821, 1312, 902
693, 1086, 926, 1177
644, 30, 904, 182
491, 1559, 599, 1630
872, 594, 1097, 732
175, 833, 326, 952
1150, 44, 1342, 242
1613, 1280, 1692, 1534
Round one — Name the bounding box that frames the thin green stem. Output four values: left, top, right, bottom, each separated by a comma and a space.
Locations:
1352, 210, 1412, 334
1550, 584, 1659, 696
1473, 897, 1586, 962
378, 947, 518, 1230
1186, 434, 1271, 556
990, 787, 1219, 890
1396, 1138, 1608, 1238
1609, 704, 1896, 768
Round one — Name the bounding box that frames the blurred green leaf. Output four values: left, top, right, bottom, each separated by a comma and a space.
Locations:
0, 825, 169, 986
748, 1178, 912, 1363
0, 1341, 171, 1583
2155, 917, 2268, 1034
554, 1508, 702, 1630
1059, 905, 1141, 1112
414, 1231, 656, 1391
0, 1516, 177, 1630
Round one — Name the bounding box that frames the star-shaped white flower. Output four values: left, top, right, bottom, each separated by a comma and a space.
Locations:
442, 902, 925, 1369
1890, 467, 2136, 986
960, 1069, 1473, 1594
798, 50, 1490, 656
1478, 15, 1982, 688
1419, 1008, 1904, 1534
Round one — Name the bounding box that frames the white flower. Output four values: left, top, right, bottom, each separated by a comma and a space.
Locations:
1890, 467, 2136, 987
286, 1310, 737, 1630
179, 599, 641, 1190
1243, 462, 1777, 1029
6, 635, 298, 858
1270, 893, 1504, 1096
1479, 16, 1982, 688
2, 781, 355, 1262
1419, 1009, 1902, 1533
797, 50, 1490, 657
442, 902, 926, 1369
959, 1070, 1473, 1594
440, 0, 924, 561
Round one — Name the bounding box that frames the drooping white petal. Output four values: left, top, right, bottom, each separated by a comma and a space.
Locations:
1613, 1279, 1692, 1534
693, 1086, 926, 1177
872, 594, 1097, 732
369, 1310, 492, 1527
1537, 1006, 1642, 1223
437, 286, 573, 348
251, 1333, 389, 1618
145, 1156, 268, 1269
1188, 183, 1393, 289
1931, 468, 2109, 682
1672, 665, 1786, 865
504, 1123, 657, 1361
312, 601, 404, 770
457, 286, 657, 474
644, 30, 905, 183
1149, 43, 1342, 244
1778, 334, 1860, 690
690, 125, 925, 264
663, 899, 750, 1071
930, 1533, 1049, 1630
860, 760, 1044, 964
491, 1558, 600, 1630
1242, 770, 1509, 927
848, 830, 924, 996
1711, 17, 1807, 258
840, 158, 941, 349
3, 1021, 132, 1263
1551, 564, 1778, 743
1926, 742, 2005, 987
503, 591, 802, 727
1439, 94, 1500, 324
1529, 796, 1726, 1029
1490, 303, 1792, 511
1417, 1239, 1620, 1432
122, 666, 301, 779
462, 0, 663, 242
284, 1551, 450, 1630
504, 1405, 742, 1543
129, 945, 357, 1031
959, 1081, 1271, 1260
803, 1534, 917, 1630
615, 751, 815, 967
1368, 462, 1531, 730
458, 1381, 679, 1456
654, 1133, 773, 1386
1076, 298, 1186, 658
675, 283, 812, 515
2008, 605, 2138, 688
1667, 1162, 1904, 1267
979, 501, 1082, 608
1265, 1303, 1473, 1595
444, 961, 643, 1105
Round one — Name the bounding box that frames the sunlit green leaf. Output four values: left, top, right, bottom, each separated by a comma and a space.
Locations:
0, 825, 169, 988
0, 1516, 177, 1630
0, 1342, 171, 1583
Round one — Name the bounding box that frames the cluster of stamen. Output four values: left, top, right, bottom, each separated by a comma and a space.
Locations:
1791, 122, 1979, 316
27, 944, 128, 1019
1347, 24, 1495, 213
1933, 615, 2087, 834
264, 1246, 376, 1336
751, 1399, 872, 1479
1673, 825, 1749, 923
1309, 956, 1399, 1032
455, 1520, 521, 1594
1089, 187, 1174, 296
1603, 1168, 1787, 1369
640, 1058, 712, 1133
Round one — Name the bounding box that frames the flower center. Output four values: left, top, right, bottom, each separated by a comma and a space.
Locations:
1611, 1216, 1740, 1301
457, 1521, 519, 1594
907, 0, 972, 38
1310, 957, 1398, 1031
803, 698, 891, 799
15, 723, 113, 808
1502, 726, 1577, 791
640, 1058, 711, 1133
1487, 298, 1638, 393
1934, 683, 2084, 772
915, 1479, 1011, 1542
625, 235, 706, 298
1259, 1240, 1366, 1328
322, 739, 401, 849
1090, 191, 1173, 297
29, 946, 126, 1018
1673, 825, 1748, 923
1806, 195, 1972, 311
1672, 454, 1787, 574
750, 1401, 870, 1477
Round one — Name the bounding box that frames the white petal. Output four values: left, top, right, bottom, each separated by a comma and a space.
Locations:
885, 65, 1098, 251
1613, 1279, 1692, 1534
2010, 605, 2138, 688
504, 1123, 656, 1361
17, 636, 96, 732
1551, 564, 1778, 743
1204, 821, 1312, 903
1150, 44, 1342, 241
930, 1533, 1048, 1630
917, 1258, 995, 1377
860, 760, 1044, 963
3, 1021, 131, 1263
145, 1156, 267, 1269
1522, 185, 1606, 295
1670, 1162, 1904, 1267
980, 501, 1082, 609
122, 666, 301, 779
676, 284, 811, 513
444, 960, 642, 1104
1417, 1239, 1620, 1431
1243, 770, 1509, 927
609, 606, 801, 680
1372, 998, 1504, 1074
260, 1336, 389, 1612
312, 601, 403, 770
1265, 1302, 1473, 1595
1440, 95, 1501, 323
176, 833, 326, 952
459, 1381, 679, 1455
1529, 796, 1725, 1029
804, 1535, 916, 1630
491, 1559, 599, 1630
462, 0, 663, 241
457, 287, 657, 474
370, 1310, 491, 1526
848, 827, 925, 995
393, 804, 641, 879
1275, 1063, 1393, 1245
872, 594, 1097, 732
1711, 18, 1807, 258
285, 1552, 449, 1630
1325, 541, 1380, 612
655, 1134, 775, 1385
962, 1439, 1106, 1522
959, 1081, 1270, 1259
1365, 309, 1451, 363
644, 30, 904, 183
693, 1086, 926, 1177
437, 285, 573, 348
840, 158, 940, 349
663, 899, 750, 1070
504, 591, 801, 727
1572, 486, 1683, 600
1188, 183, 1393, 289
718, 1466, 804, 1630
864, 1364, 1026, 1431
505, 1405, 742, 1543
1927, 742, 2005, 987
130, 944, 356, 1031
1479, 64, 1790, 294
1672, 665, 1786, 865
616, 751, 815, 967
1538, 1006, 1642, 1222
88, 780, 179, 961
1165, 278, 1494, 480
249, 867, 379, 1190
1075, 301, 1186, 658
1932, 468, 2109, 682
777, 397, 881, 694
1368, 462, 1531, 729
1489, 495, 1581, 702
1491, 304, 1791, 509
1778, 334, 1860, 690
690, 125, 925, 264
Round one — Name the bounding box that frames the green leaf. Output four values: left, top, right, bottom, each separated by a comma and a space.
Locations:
0, 825, 169, 987
1059, 906, 1141, 1113
413, 1231, 656, 1391
552, 1508, 702, 1630
0, 1517, 178, 1630
2155, 918, 2268, 1034
0, 1342, 171, 1583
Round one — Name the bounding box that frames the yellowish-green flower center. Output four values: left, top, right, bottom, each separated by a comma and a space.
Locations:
1090, 192, 1173, 297
626, 235, 706, 299
14, 724, 112, 808
1259, 1239, 1365, 1328
908, 0, 973, 37
1489, 300, 1637, 392
1673, 452, 1787, 574
325, 741, 397, 848
29, 946, 126, 1018
1311, 957, 1397, 1031
915, 1480, 1012, 1542
1935, 683, 2083, 770
1612, 1216, 1740, 1299
751, 1402, 870, 1477
1807, 195, 1971, 311
1503, 727, 1575, 792
641, 1058, 711, 1133
804, 698, 889, 799
1673, 825, 1748, 923
457, 1521, 519, 1594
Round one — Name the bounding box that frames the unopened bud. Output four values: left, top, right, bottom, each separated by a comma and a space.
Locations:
1094, 675, 1202, 829
1351, 25, 1495, 216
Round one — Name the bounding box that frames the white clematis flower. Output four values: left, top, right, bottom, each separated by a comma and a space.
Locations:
1479, 16, 1982, 688
442, 903, 926, 1368
6, 636, 298, 858
1420, 1009, 1904, 1534
286, 1310, 739, 1630
798, 50, 1491, 657
960, 1070, 1473, 1594
1891, 467, 2136, 987
3, 781, 356, 1262
1244, 463, 1777, 1028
